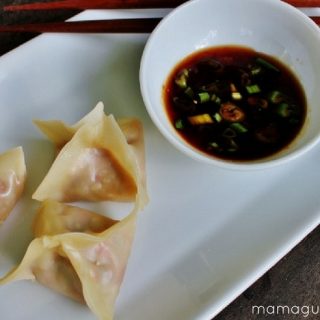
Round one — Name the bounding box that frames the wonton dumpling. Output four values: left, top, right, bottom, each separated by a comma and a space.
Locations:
33, 103, 148, 209
0, 237, 84, 302
33, 200, 117, 237
33, 102, 105, 149
0, 146, 26, 223
32, 113, 147, 206
33, 102, 145, 159
34, 103, 147, 205
117, 118, 147, 201
0, 212, 137, 320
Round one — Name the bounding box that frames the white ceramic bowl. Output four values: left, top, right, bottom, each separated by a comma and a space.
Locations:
140, 0, 320, 170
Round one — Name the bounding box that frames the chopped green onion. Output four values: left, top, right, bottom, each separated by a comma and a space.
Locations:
251, 66, 262, 76
230, 82, 242, 100
256, 57, 280, 73
184, 87, 194, 98
175, 69, 189, 89
198, 92, 210, 103
211, 94, 221, 105
222, 128, 237, 138
246, 84, 261, 94
276, 103, 291, 117
209, 142, 219, 149
227, 139, 239, 152
213, 112, 222, 123
232, 92, 242, 100
268, 90, 284, 104
230, 123, 248, 133
175, 119, 185, 129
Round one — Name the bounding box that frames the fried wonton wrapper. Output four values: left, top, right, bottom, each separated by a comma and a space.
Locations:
0, 211, 137, 320
0, 146, 26, 223
32, 112, 147, 208
33, 200, 117, 237
33, 103, 147, 209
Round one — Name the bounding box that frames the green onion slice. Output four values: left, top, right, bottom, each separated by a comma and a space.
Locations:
227, 139, 239, 152
175, 69, 189, 89
232, 92, 242, 100
222, 128, 237, 138
246, 84, 261, 94
209, 142, 219, 149
251, 66, 262, 76
268, 90, 284, 104
211, 94, 221, 105
230, 123, 248, 133
213, 113, 222, 123
184, 87, 194, 98
276, 103, 292, 117
256, 57, 280, 73
175, 119, 185, 129
198, 92, 211, 103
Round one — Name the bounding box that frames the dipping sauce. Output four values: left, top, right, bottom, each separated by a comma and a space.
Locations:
163, 46, 307, 161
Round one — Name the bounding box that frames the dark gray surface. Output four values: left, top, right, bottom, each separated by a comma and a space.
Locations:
0, 1, 319, 319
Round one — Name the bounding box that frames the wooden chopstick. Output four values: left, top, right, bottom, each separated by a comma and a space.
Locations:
0, 16, 318, 34
0, 18, 162, 33
284, 0, 320, 7
0, 0, 318, 34
3, 0, 185, 11
311, 16, 320, 25
3, 0, 320, 12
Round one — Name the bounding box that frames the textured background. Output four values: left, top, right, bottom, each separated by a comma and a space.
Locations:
0, 1, 319, 319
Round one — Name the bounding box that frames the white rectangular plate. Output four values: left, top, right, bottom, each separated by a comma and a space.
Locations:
0, 8, 319, 320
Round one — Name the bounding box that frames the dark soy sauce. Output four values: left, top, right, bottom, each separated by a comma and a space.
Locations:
163, 46, 307, 161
